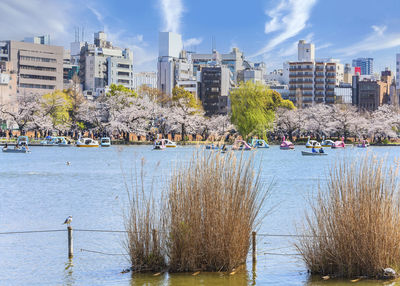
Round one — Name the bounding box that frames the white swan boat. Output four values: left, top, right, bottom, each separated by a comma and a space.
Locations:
305, 136, 321, 148
163, 139, 176, 148
76, 137, 99, 147
321, 136, 334, 147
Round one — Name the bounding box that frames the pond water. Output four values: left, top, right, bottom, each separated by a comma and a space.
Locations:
0, 145, 399, 285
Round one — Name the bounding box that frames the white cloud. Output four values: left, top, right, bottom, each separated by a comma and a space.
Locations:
336, 25, 400, 56
0, 0, 75, 46
183, 37, 202, 47
160, 0, 184, 33
253, 0, 317, 57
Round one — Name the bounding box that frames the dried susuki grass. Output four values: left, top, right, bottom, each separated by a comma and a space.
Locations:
123, 159, 166, 272
296, 154, 400, 278
166, 151, 269, 272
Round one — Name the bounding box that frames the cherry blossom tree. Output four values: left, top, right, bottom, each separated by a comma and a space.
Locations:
0, 93, 44, 134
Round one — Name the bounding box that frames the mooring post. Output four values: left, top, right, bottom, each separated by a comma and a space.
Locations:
152, 229, 157, 253
252, 231, 256, 264
68, 226, 73, 259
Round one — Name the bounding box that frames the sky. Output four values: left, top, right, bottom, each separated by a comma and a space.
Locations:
1, 0, 400, 73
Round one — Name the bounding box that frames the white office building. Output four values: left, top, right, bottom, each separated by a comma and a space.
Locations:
79, 31, 134, 93
133, 72, 157, 89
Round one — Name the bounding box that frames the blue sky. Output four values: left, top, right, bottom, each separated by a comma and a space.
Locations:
2, 0, 400, 73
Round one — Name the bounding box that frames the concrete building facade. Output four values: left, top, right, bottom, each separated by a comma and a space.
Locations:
199, 65, 233, 115
0, 40, 63, 95
79, 32, 133, 93
352, 69, 392, 110
298, 40, 315, 62
289, 61, 339, 106
133, 72, 157, 90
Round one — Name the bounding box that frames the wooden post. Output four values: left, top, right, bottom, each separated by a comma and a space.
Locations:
68, 226, 73, 259
152, 229, 157, 253
252, 231, 256, 264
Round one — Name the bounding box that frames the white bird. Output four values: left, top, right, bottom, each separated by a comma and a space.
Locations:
63, 216, 72, 226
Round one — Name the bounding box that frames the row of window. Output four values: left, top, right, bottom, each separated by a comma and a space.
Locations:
20, 56, 57, 63
20, 74, 56, 81
20, 65, 56, 72
20, 83, 55, 89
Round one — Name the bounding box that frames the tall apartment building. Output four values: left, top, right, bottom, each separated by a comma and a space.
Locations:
79, 32, 133, 93
133, 72, 157, 90
199, 65, 233, 116
288, 40, 344, 106
352, 58, 374, 75
0, 40, 63, 95
289, 60, 343, 106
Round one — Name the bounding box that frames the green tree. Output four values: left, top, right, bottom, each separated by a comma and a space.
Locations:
230, 81, 294, 139
107, 84, 137, 97
42, 90, 72, 132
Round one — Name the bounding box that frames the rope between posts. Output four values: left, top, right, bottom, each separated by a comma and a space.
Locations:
0, 229, 66, 235
80, 248, 126, 256
0, 229, 322, 238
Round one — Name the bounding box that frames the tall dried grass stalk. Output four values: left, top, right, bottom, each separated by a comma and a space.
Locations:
166, 151, 269, 272
123, 159, 166, 271
296, 154, 400, 278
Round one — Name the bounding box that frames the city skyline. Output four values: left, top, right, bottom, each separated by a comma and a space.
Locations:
1, 0, 400, 73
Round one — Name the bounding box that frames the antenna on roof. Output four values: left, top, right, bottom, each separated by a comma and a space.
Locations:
212, 36, 216, 52
82, 27, 84, 42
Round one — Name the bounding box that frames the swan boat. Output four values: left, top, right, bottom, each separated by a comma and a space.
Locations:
250, 139, 269, 148
280, 136, 294, 150
76, 137, 99, 147
305, 136, 321, 148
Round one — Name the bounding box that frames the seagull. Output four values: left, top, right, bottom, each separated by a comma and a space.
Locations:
66, 161, 71, 166
63, 216, 72, 226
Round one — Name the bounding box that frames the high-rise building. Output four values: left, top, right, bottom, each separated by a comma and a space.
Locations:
352, 58, 373, 75
191, 48, 265, 83
199, 65, 233, 115
298, 40, 315, 62
79, 31, 134, 93
157, 32, 184, 96
0, 40, 63, 95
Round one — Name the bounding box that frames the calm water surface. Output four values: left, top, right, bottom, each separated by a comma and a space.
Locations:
0, 145, 399, 286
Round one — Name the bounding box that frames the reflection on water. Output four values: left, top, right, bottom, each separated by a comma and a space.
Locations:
306, 275, 400, 285
63, 259, 75, 286
0, 146, 399, 285
130, 271, 251, 286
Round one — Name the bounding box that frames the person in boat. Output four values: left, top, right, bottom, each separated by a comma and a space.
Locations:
3, 143, 7, 150
312, 146, 317, 153
319, 148, 324, 154
221, 144, 227, 151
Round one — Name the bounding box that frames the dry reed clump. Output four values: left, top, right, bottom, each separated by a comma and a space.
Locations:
166, 151, 269, 272
123, 160, 166, 272
296, 154, 400, 278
